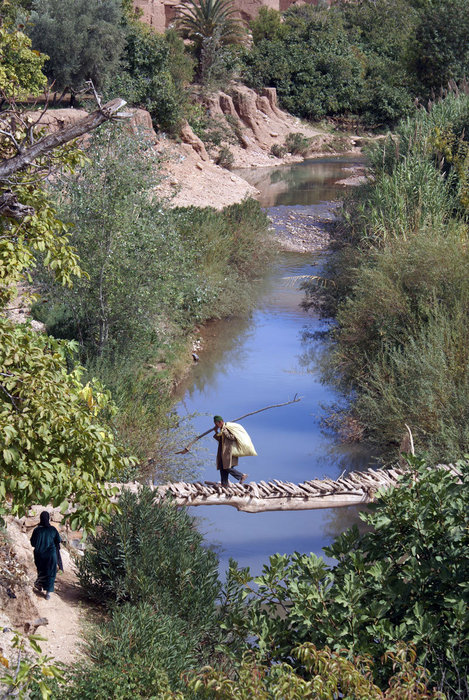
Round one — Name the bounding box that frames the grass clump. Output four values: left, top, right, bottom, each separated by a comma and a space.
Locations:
270, 143, 287, 158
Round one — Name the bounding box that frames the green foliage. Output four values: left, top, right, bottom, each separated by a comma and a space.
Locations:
63, 603, 193, 699
176, 0, 245, 49
76, 489, 221, 620
176, 0, 245, 83
223, 459, 469, 696
306, 91, 469, 461
243, 0, 427, 125
243, 7, 364, 122
189, 643, 442, 699
0, 319, 134, 528
114, 18, 192, 132
354, 301, 469, 459
38, 125, 270, 359
215, 145, 234, 169
0, 631, 65, 699
413, 0, 469, 97
0, 26, 47, 97
28, 0, 124, 92
73, 488, 225, 695
0, 163, 83, 309
0, 30, 135, 528
34, 125, 270, 463
270, 143, 286, 158
249, 7, 285, 44
284, 132, 310, 156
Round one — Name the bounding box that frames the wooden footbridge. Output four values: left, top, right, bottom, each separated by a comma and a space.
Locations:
116, 464, 460, 512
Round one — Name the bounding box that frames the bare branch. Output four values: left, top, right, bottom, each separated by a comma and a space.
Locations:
0, 98, 130, 182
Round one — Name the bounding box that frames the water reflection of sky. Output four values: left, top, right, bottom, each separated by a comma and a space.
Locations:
175, 158, 372, 577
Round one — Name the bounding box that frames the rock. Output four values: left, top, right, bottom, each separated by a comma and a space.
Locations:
180, 120, 209, 161
127, 108, 158, 142
262, 88, 284, 119
23, 617, 48, 634
196, 162, 204, 171
270, 132, 279, 137
256, 95, 275, 118
230, 85, 263, 139
219, 93, 238, 118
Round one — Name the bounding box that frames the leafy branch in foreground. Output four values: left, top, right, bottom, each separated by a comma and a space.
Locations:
221, 458, 469, 697
187, 643, 443, 699
0, 320, 135, 529
0, 631, 64, 700
0, 26, 135, 527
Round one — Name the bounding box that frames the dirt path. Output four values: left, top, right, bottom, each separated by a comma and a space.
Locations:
4, 518, 84, 666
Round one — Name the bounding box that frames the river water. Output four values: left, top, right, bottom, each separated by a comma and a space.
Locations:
176, 156, 372, 576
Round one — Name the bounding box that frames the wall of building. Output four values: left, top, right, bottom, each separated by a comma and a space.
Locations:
134, 0, 320, 34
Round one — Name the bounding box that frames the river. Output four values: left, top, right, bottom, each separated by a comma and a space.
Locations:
176, 156, 373, 576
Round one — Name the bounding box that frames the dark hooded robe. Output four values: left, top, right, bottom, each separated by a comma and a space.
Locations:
30, 511, 61, 593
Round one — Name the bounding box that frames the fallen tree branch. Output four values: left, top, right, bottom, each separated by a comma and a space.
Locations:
175, 394, 302, 454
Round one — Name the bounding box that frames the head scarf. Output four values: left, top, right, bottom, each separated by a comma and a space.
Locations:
39, 511, 50, 527
213, 415, 223, 423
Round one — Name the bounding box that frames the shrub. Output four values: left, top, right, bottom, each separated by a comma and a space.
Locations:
114, 19, 192, 132
28, 0, 124, 95
77, 489, 221, 632
63, 603, 195, 698
284, 132, 310, 156
270, 143, 287, 158
215, 145, 234, 169
306, 91, 469, 462
243, 7, 364, 121
223, 459, 469, 697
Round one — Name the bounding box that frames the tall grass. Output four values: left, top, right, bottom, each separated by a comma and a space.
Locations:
313, 91, 469, 461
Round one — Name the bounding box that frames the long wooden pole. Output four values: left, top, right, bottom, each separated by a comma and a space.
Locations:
175, 394, 302, 454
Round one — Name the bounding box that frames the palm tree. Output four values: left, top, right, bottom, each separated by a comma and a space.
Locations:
176, 0, 245, 81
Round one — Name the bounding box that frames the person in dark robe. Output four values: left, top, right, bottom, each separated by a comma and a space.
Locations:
30, 511, 62, 600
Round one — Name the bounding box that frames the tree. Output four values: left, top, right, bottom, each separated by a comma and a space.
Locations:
27, 0, 124, 99
176, 0, 245, 82
115, 16, 191, 132
413, 0, 469, 97
0, 28, 135, 528
223, 459, 469, 697
243, 7, 364, 121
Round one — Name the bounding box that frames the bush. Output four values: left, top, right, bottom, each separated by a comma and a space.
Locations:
114, 20, 192, 132
243, 7, 365, 122
270, 143, 287, 158
306, 91, 469, 462
284, 132, 310, 156
77, 489, 221, 631
224, 459, 469, 697
28, 0, 124, 94
215, 145, 234, 169
63, 603, 195, 698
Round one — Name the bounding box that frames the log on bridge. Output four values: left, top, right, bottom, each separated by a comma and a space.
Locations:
113, 464, 461, 513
